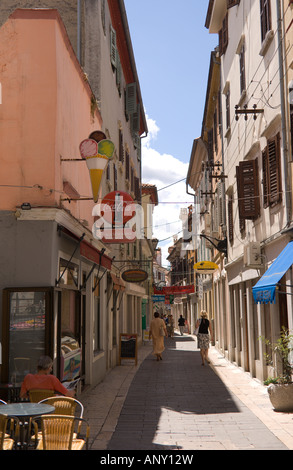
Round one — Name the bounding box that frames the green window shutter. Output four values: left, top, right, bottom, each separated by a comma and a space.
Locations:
126, 83, 137, 115
110, 26, 117, 68
131, 103, 140, 134
116, 54, 122, 93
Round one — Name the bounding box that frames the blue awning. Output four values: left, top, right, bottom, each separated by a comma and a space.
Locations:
252, 241, 293, 304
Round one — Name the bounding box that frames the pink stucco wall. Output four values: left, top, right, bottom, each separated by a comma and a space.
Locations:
0, 9, 103, 224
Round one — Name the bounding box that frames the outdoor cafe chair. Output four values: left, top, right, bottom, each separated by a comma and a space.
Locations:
29, 389, 55, 403
0, 400, 15, 439
35, 397, 84, 439
32, 414, 90, 450
0, 414, 19, 450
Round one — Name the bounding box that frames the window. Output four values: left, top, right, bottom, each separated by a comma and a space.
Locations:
114, 164, 117, 191
239, 43, 246, 95
260, 0, 272, 42
110, 26, 117, 68
262, 133, 282, 207
125, 151, 130, 180
236, 160, 260, 220
225, 88, 231, 131
4, 289, 48, 383
207, 129, 214, 164
119, 129, 124, 163
125, 83, 137, 116
219, 13, 228, 56
228, 194, 234, 243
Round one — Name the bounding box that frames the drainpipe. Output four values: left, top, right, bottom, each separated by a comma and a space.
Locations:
276, 0, 291, 227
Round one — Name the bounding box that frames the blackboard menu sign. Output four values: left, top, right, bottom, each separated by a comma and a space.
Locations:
119, 334, 137, 365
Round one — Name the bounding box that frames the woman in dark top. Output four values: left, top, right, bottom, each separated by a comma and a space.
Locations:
195, 310, 213, 366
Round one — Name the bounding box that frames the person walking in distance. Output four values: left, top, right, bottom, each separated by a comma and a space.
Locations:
149, 312, 167, 361
195, 310, 213, 366
178, 315, 185, 335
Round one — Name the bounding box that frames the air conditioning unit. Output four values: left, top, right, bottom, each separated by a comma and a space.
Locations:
243, 242, 263, 267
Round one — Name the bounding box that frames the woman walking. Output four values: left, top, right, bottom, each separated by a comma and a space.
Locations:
149, 312, 167, 361
195, 310, 213, 366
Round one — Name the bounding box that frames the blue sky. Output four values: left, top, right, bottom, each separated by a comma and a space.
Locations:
124, 0, 218, 265
124, 0, 217, 163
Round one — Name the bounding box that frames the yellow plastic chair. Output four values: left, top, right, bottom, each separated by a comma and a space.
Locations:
32, 415, 90, 450
0, 414, 19, 450
29, 389, 55, 403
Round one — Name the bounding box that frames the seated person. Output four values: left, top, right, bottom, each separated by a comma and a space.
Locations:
20, 355, 75, 399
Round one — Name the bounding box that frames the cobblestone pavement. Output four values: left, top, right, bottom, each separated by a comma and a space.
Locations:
81, 333, 293, 451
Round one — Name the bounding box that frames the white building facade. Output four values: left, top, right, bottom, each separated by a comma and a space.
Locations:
205, 0, 293, 382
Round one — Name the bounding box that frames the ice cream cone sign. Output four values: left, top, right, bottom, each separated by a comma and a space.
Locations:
79, 138, 114, 202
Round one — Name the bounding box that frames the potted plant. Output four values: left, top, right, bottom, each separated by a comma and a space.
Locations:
261, 328, 293, 412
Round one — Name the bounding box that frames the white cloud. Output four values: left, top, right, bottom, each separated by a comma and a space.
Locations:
142, 115, 194, 267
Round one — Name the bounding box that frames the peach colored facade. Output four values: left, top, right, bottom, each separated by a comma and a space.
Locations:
0, 9, 102, 224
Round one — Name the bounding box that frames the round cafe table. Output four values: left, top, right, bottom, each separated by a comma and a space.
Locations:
0, 402, 55, 449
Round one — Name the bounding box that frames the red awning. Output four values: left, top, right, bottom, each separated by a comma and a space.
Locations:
80, 240, 112, 270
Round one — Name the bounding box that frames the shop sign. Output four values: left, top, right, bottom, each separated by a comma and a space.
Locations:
122, 269, 148, 283
194, 261, 219, 274
153, 285, 195, 295
151, 295, 165, 302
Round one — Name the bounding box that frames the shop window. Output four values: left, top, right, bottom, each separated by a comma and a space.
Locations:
58, 258, 79, 288
2, 288, 51, 385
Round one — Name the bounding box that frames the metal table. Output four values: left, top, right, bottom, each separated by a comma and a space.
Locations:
0, 402, 55, 449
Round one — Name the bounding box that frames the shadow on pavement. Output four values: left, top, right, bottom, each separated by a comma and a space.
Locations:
107, 334, 241, 450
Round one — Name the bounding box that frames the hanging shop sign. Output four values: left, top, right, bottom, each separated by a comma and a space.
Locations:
194, 261, 219, 274
153, 285, 195, 295
79, 138, 114, 202
122, 269, 148, 283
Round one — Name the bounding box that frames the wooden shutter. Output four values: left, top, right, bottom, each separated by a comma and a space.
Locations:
228, 194, 234, 243
119, 129, 124, 163
236, 160, 260, 220
110, 26, 117, 68
267, 133, 282, 204
114, 164, 117, 191
131, 103, 140, 134
219, 14, 228, 56
134, 177, 141, 203
262, 148, 269, 208
125, 151, 130, 180
126, 83, 137, 115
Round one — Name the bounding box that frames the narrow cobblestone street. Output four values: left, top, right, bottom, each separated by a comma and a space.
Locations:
82, 333, 293, 451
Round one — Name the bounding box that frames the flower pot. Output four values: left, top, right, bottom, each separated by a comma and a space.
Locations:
267, 383, 293, 412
